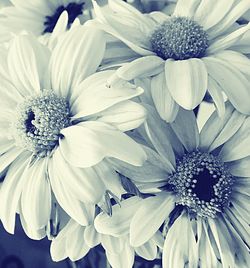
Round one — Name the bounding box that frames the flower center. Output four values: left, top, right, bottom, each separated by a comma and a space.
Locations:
168, 151, 234, 218
43, 2, 85, 33
150, 17, 209, 60
12, 90, 71, 157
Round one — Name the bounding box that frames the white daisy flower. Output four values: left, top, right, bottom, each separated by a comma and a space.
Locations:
51, 198, 163, 267
111, 103, 250, 267
0, 0, 93, 43
0, 26, 146, 239
89, 0, 250, 122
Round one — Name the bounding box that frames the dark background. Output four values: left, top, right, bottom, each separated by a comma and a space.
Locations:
0, 218, 67, 268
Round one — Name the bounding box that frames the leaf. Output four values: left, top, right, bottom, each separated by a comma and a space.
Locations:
120, 174, 142, 197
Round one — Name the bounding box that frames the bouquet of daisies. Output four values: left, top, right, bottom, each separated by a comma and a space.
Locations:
0, 0, 249, 267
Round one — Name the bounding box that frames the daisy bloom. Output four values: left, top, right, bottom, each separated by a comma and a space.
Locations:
0, 0, 93, 44
0, 26, 146, 239
51, 198, 163, 267
111, 103, 250, 267
89, 0, 250, 122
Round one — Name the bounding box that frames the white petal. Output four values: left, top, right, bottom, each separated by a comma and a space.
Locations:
165, 58, 207, 110
70, 71, 144, 119
208, 218, 236, 268
135, 239, 157, 260
48, 11, 68, 50
48, 153, 95, 225
144, 104, 183, 167
213, 50, 250, 77
94, 160, 123, 198
199, 102, 245, 151
209, 112, 245, 153
231, 29, 250, 54
151, 231, 165, 249
91, 0, 152, 54
148, 11, 169, 25
52, 149, 105, 204
0, 139, 14, 156
50, 26, 105, 98
50, 219, 79, 262
59, 122, 147, 168
96, 100, 146, 132
94, 197, 142, 237
105, 239, 134, 268
207, 75, 225, 118
229, 156, 250, 177
130, 193, 175, 247
109, 145, 171, 183
0, 147, 24, 177
0, 77, 23, 109
109, 0, 146, 17
199, 221, 219, 268
207, 23, 250, 54
222, 214, 250, 266
173, 0, 201, 17
219, 117, 250, 162
84, 225, 101, 248
69, 69, 115, 104
203, 56, 250, 114
231, 193, 250, 224
116, 56, 164, 81
101, 40, 139, 70
85, 19, 152, 56
101, 235, 124, 254
208, 1, 250, 37
171, 108, 199, 152
21, 158, 51, 230
194, 0, 234, 30
151, 72, 179, 122
51, 236, 67, 262
19, 210, 46, 240
225, 207, 250, 247
8, 34, 50, 96
0, 151, 31, 234
67, 225, 90, 261
134, 77, 154, 106
105, 0, 153, 33
163, 214, 199, 268
0, 110, 15, 139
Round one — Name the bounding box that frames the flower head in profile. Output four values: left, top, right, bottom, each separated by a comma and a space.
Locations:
50, 198, 163, 268
111, 104, 250, 267
0, 26, 146, 239
90, 0, 250, 122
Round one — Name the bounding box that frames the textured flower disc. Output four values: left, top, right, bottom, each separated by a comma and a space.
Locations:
168, 151, 234, 218
12, 90, 71, 157
43, 2, 85, 33
150, 17, 209, 60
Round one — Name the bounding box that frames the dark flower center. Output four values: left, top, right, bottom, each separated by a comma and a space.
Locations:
13, 90, 71, 157
43, 2, 85, 33
150, 17, 209, 60
167, 151, 234, 218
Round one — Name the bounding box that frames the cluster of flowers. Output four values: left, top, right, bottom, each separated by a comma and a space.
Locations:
0, 0, 250, 267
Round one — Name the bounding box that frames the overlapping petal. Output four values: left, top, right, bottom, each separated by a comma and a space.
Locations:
165, 58, 207, 110
59, 122, 147, 168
